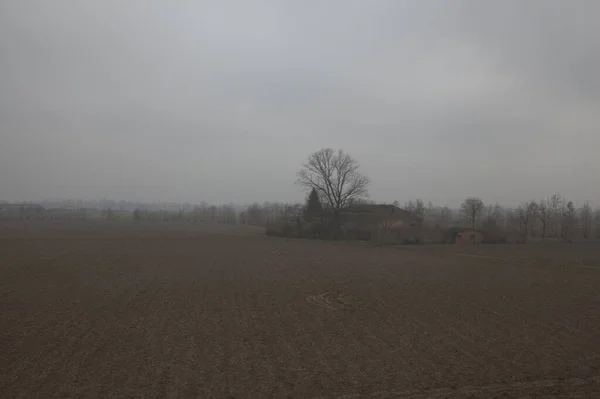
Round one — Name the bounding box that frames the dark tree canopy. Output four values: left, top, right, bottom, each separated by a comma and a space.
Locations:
303, 188, 323, 220
296, 148, 370, 212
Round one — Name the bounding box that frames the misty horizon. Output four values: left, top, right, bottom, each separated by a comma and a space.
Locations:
2, 1, 599, 207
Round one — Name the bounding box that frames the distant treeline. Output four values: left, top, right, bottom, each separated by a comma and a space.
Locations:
30, 199, 244, 213
3, 195, 598, 242
132, 204, 237, 224
241, 195, 600, 243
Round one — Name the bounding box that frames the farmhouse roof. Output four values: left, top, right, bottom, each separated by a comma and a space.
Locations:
443, 227, 482, 234
325, 204, 420, 223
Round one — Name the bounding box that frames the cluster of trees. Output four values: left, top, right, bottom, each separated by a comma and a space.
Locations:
5, 147, 597, 244
245, 147, 369, 236
456, 195, 598, 242
132, 204, 238, 224
292, 147, 598, 243
296, 148, 370, 215
242, 202, 304, 226
244, 189, 326, 227
27, 199, 245, 216
131, 208, 185, 222
40, 199, 202, 212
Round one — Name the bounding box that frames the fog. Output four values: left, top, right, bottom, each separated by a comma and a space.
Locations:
1, 1, 599, 207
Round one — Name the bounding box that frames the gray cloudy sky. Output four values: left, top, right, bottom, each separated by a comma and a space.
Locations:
1, 1, 599, 207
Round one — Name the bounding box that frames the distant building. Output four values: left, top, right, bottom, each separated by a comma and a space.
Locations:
323, 204, 421, 242
442, 227, 484, 244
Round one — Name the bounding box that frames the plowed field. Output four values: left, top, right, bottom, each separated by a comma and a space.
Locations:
2, 221, 600, 398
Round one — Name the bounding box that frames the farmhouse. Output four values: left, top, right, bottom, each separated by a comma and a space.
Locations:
326, 204, 421, 242
442, 227, 484, 244
264, 203, 421, 242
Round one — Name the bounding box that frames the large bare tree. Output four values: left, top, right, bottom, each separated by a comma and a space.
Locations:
460, 197, 484, 235
296, 148, 370, 214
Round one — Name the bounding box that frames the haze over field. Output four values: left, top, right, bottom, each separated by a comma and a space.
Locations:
1, 1, 599, 206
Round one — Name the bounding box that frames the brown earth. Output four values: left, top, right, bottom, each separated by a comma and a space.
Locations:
1, 221, 600, 398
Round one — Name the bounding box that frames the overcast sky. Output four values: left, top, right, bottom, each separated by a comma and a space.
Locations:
1, 1, 599, 207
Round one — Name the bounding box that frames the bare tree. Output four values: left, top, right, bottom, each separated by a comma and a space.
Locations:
405, 199, 425, 220
548, 193, 563, 237
481, 203, 504, 234
348, 198, 375, 206
283, 203, 303, 219
579, 201, 593, 239
426, 201, 435, 219
538, 200, 549, 239
297, 148, 370, 239
485, 204, 494, 221
491, 203, 504, 227
596, 208, 600, 239
441, 205, 452, 222
562, 201, 577, 241
517, 200, 538, 241
460, 197, 484, 235
246, 203, 265, 226
484, 203, 503, 223
297, 148, 370, 213
220, 204, 238, 224
415, 199, 425, 220
504, 207, 520, 231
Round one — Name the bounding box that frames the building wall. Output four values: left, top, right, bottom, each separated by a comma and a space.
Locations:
454, 230, 484, 244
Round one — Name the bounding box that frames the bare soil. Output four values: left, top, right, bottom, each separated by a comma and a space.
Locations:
2, 221, 600, 398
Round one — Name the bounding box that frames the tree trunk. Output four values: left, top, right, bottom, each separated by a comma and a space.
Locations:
330, 212, 341, 240
541, 223, 546, 240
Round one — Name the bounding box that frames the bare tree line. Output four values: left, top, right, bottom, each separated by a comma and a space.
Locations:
291, 147, 600, 243
444, 194, 598, 243
4, 148, 598, 242
132, 203, 239, 224
241, 202, 303, 226
252, 146, 600, 243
